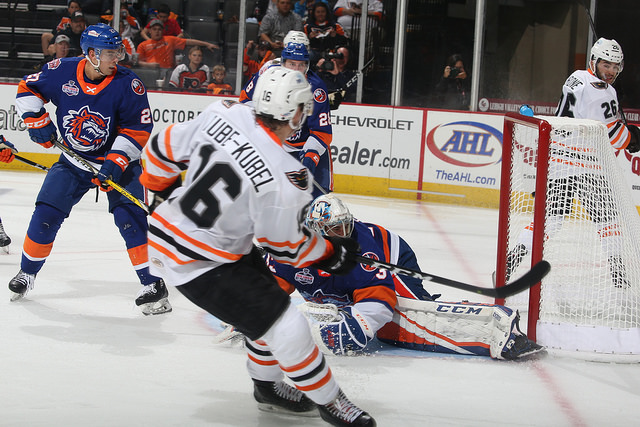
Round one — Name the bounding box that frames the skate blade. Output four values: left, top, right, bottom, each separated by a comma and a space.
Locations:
213, 324, 245, 345
1, 245, 9, 255
9, 291, 25, 302
256, 402, 319, 417
139, 298, 172, 316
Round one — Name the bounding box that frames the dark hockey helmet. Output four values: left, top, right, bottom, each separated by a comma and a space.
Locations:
80, 23, 125, 61
306, 194, 354, 238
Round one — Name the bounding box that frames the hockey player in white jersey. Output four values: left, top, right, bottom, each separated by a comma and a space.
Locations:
502, 38, 640, 286
140, 67, 375, 426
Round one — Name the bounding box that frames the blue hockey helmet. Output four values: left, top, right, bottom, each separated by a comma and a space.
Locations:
80, 23, 124, 59
281, 43, 310, 64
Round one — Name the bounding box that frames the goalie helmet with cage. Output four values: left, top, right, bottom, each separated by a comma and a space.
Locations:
80, 23, 125, 65
253, 67, 313, 131
589, 37, 624, 83
306, 194, 354, 238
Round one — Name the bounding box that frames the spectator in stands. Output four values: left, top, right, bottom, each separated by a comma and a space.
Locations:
252, 0, 277, 22
136, 19, 218, 72
434, 53, 470, 110
100, 3, 141, 41
333, 0, 383, 38
293, 0, 328, 19
47, 11, 86, 58
207, 65, 234, 95
117, 19, 137, 68
169, 46, 210, 92
243, 40, 274, 83
41, 1, 81, 56
304, 2, 347, 64
316, 45, 357, 108
258, 0, 303, 55
35, 34, 73, 70
141, 3, 183, 41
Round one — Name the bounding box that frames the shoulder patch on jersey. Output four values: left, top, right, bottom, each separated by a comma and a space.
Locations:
222, 99, 238, 108
285, 168, 309, 190
131, 78, 146, 95
314, 88, 327, 103
47, 58, 62, 70
590, 81, 608, 89
360, 252, 380, 272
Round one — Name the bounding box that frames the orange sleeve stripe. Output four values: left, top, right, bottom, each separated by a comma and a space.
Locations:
120, 128, 151, 147
153, 213, 243, 261
17, 80, 47, 102
353, 285, 397, 308
247, 353, 279, 366
281, 346, 320, 373
255, 235, 307, 249
23, 234, 54, 259
148, 239, 197, 265
139, 171, 178, 192
275, 276, 295, 294
143, 143, 177, 174
310, 130, 332, 145
163, 125, 177, 162
295, 369, 333, 392
127, 244, 148, 267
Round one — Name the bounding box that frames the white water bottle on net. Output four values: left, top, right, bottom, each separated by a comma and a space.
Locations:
495, 113, 640, 361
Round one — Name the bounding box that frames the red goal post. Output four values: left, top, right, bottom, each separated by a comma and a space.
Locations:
495, 113, 640, 361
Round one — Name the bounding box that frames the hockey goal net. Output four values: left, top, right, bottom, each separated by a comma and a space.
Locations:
496, 113, 640, 361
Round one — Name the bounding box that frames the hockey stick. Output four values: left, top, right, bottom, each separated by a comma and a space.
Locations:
355, 255, 550, 299
13, 154, 50, 171
52, 139, 150, 214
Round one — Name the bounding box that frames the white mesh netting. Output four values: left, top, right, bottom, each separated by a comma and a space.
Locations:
502, 116, 640, 358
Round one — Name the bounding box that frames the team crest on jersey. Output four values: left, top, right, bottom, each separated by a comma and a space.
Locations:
314, 88, 327, 103
131, 78, 146, 95
360, 252, 380, 272
591, 81, 608, 89
294, 268, 315, 285
285, 168, 309, 190
62, 105, 111, 150
48, 58, 62, 70
62, 80, 80, 96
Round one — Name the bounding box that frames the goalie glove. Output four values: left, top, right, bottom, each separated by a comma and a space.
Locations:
22, 109, 57, 148
626, 124, 640, 154
0, 136, 16, 163
313, 236, 361, 276
312, 305, 373, 356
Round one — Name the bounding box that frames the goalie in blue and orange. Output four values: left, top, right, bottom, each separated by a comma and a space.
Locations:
9, 23, 170, 314
266, 194, 545, 360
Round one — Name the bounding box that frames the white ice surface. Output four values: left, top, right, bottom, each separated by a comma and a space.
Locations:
0, 170, 638, 426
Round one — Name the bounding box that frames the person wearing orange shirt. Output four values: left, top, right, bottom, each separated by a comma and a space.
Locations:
136, 19, 218, 71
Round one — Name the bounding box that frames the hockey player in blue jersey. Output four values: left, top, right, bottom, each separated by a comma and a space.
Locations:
10, 23, 171, 315
266, 194, 545, 360
240, 42, 333, 198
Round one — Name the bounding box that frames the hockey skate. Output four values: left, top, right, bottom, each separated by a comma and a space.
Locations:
135, 279, 172, 315
0, 221, 10, 254
501, 334, 546, 360
318, 389, 376, 426
253, 379, 318, 416
8, 270, 36, 301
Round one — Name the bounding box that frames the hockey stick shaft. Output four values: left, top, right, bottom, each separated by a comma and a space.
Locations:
52, 139, 150, 214
13, 154, 50, 171
355, 255, 550, 299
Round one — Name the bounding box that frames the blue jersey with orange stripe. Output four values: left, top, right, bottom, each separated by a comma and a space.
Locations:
16, 57, 152, 164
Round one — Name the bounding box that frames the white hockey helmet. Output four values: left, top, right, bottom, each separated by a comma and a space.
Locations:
589, 38, 624, 81
283, 30, 310, 50
306, 194, 354, 237
254, 67, 314, 130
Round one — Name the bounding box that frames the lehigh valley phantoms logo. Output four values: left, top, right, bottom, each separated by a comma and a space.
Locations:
62, 106, 111, 151
285, 168, 309, 190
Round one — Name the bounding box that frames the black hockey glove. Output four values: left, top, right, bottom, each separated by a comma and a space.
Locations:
626, 124, 640, 154
149, 175, 182, 214
313, 236, 361, 275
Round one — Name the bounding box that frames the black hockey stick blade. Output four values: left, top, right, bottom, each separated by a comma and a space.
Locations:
14, 154, 50, 171
354, 255, 551, 299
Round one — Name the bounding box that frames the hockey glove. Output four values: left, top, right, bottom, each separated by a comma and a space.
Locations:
313, 236, 361, 275
22, 109, 57, 148
0, 136, 16, 163
626, 124, 640, 154
301, 150, 320, 175
149, 175, 183, 213
91, 151, 129, 191
315, 306, 371, 355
